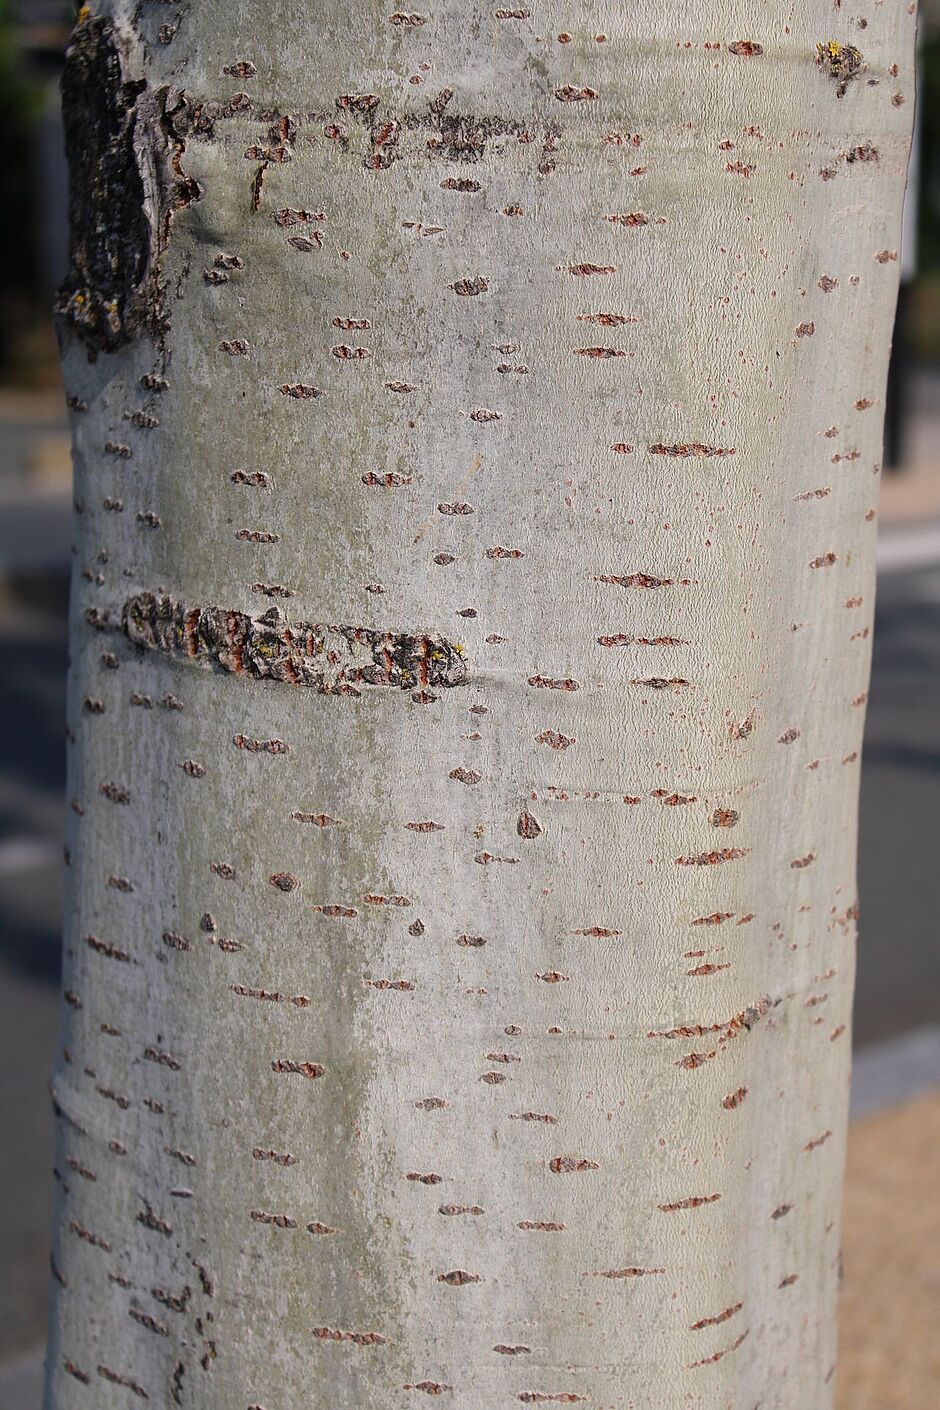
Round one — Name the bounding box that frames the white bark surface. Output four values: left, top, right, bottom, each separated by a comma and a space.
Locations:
46, 3, 916, 1407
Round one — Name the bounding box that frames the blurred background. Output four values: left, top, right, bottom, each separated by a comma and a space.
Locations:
0, 2, 937, 1404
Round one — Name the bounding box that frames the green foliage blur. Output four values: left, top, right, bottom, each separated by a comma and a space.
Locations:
0, 0, 47, 377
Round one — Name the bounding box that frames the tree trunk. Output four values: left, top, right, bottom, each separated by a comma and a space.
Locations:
46, 3, 916, 1406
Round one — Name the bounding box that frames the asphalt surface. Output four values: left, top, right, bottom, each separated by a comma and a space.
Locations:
857, 559, 940, 1043
0, 513, 938, 1366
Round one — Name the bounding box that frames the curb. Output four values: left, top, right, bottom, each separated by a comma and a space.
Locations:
849, 1024, 940, 1120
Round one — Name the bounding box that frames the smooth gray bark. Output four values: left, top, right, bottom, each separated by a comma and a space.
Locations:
46, 3, 916, 1407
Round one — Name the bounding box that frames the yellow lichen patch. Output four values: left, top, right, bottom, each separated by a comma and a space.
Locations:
815, 40, 863, 96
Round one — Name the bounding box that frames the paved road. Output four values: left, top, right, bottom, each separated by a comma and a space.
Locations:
856, 554, 940, 1042
1, 528, 938, 1364
0, 580, 67, 1357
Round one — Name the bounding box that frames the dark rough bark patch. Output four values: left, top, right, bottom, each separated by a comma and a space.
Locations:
57, 16, 200, 355
658, 1192, 721, 1212
549, 1155, 598, 1174
649, 443, 735, 458
422, 109, 534, 164
815, 40, 864, 97
122, 592, 468, 693
690, 1300, 744, 1330
585, 1266, 664, 1279
311, 1325, 386, 1346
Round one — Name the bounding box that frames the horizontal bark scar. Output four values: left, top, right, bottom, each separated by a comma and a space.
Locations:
122, 593, 468, 694
311, 1325, 386, 1346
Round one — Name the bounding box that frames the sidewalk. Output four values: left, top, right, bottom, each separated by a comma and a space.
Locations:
837, 1088, 940, 1409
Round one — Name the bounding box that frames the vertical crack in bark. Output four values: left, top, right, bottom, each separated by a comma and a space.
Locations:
57, 14, 200, 354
